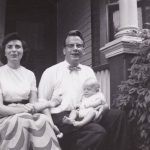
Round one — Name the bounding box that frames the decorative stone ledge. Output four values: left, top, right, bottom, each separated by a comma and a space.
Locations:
100, 36, 142, 59
115, 27, 138, 38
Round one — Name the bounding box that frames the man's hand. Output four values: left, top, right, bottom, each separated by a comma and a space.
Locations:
52, 124, 63, 138
50, 94, 62, 107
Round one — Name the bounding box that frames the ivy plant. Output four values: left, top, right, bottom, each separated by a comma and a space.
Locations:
114, 29, 150, 150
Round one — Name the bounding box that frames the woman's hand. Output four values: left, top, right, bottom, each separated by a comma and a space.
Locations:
0, 103, 35, 117
14, 103, 35, 113
24, 103, 35, 113
8, 104, 31, 114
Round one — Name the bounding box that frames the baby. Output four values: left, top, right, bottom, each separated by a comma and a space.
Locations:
63, 78, 109, 127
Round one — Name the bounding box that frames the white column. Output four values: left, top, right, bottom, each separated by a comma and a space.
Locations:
115, 0, 138, 38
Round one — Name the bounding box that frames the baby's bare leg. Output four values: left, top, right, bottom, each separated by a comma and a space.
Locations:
62, 110, 77, 124
69, 110, 78, 120
73, 108, 96, 127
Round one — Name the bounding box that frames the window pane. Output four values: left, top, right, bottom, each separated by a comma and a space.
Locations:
113, 10, 119, 34
138, 0, 150, 29
138, 7, 143, 28
108, 4, 119, 41
144, 6, 150, 28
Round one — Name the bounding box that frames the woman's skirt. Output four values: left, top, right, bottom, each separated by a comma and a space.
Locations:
0, 113, 61, 150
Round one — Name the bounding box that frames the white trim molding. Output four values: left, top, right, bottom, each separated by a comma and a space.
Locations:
100, 35, 142, 59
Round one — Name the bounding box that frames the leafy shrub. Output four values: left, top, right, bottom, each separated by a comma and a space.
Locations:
114, 29, 150, 150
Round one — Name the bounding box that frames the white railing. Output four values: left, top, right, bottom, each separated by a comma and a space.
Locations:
95, 69, 110, 107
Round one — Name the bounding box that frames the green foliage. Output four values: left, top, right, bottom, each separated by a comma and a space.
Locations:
115, 29, 150, 150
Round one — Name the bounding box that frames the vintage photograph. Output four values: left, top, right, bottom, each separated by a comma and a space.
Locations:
0, 0, 149, 150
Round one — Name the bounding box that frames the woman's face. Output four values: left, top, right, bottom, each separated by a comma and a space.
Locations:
5, 40, 23, 63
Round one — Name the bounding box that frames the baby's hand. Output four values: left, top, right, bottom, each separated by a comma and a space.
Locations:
75, 104, 81, 110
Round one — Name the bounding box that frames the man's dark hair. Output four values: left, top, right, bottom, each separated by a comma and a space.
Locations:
64, 30, 85, 46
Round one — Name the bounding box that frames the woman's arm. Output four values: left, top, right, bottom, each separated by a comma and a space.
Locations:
28, 72, 53, 113
0, 93, 31, 117
29, 90, 62, 112
29, 88, 38, 103
0, 104, 31, 117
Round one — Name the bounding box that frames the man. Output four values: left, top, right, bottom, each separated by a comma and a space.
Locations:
38, 30, 128, 150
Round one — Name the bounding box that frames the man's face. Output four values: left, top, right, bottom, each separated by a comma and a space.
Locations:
63, 36, 84, 66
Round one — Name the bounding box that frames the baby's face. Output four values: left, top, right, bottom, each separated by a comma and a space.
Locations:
83, 85, 97, 98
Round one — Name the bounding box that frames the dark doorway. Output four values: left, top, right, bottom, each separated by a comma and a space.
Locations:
5, 0, 57, 84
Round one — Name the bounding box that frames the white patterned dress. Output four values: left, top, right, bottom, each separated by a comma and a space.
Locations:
0, 65, 61, 150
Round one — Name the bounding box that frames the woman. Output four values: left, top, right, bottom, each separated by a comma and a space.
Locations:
0, 32, 61, 150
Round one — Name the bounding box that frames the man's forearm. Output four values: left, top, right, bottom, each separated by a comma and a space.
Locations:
42, 109, 55, 126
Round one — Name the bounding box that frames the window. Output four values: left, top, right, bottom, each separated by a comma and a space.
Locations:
138, 0, 150, 29
108, 0, 150, 41
108, 1, 119, 41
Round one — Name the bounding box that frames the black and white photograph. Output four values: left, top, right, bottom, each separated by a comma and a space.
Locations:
0, 0, 149, 150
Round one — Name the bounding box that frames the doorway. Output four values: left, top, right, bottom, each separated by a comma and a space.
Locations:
5, 0, 57, 84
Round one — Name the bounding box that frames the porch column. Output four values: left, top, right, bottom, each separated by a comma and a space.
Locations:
101, 0, 142, 106
115, 0, 138, 38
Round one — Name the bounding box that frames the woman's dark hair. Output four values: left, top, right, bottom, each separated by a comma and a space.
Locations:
0, 32, 27, 64
64, 30, 85, 47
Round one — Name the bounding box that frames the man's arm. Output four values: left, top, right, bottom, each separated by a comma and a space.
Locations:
38, 68, 55, 121
38, 68, 63, 136
38, 68, 54, 102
